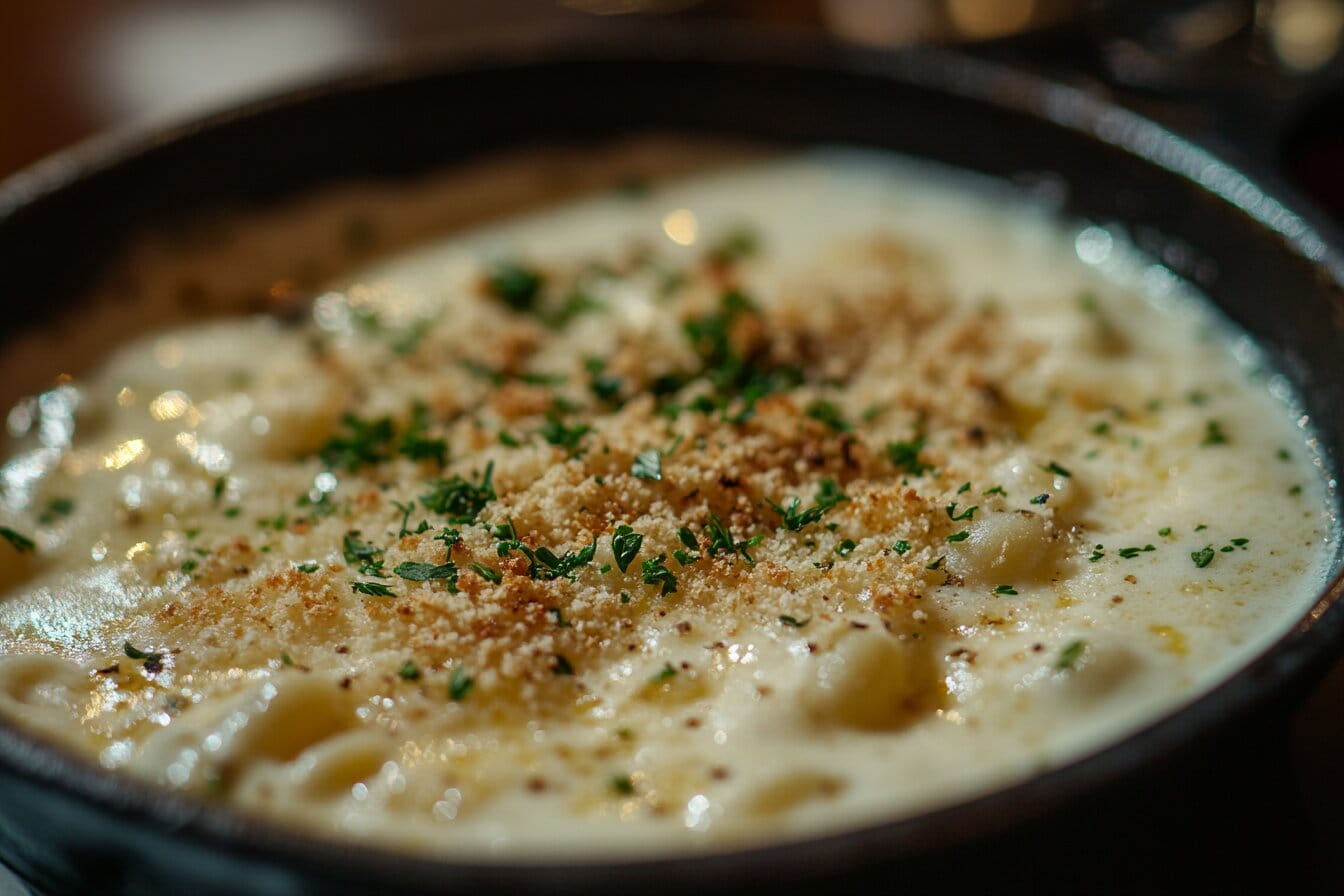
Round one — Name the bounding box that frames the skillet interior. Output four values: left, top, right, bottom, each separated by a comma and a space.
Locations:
0, 26, 1342, 895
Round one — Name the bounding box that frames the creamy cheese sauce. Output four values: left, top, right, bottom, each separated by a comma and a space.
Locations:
0, 146, 1335, 857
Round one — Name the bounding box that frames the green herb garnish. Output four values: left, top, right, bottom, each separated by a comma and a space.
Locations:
486, 259, 544, 311
885, 436, 930, 476
804, 399, 852, 433
472, 562, 502, 584
398, 402, 447, 465
767, 479, 848, 532
1056, 639, 1086, 670
1201, 419, 1229, 446
703, 512, 762, 565
0, 527, 35, 554
611, 525, 644, 573
641, 554, 678, 595
449, 666, 474, 701
538, 414, 591, 456
631, 449, 662, 482
420, 462, 496, 523
946, 501, 977, 522
393, 561, 459, 589
319, 414, 395, 471
37, 498, 74, 525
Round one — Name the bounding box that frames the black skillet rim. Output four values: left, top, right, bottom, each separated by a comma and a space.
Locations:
0, 23, 1342, 893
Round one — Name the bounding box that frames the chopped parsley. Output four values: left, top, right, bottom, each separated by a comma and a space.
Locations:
1190, 545, 1216, 568
1158, 527, 1172, 537
983, 485, 1007, 497
1042, 461, 1072, 479
631, 449, 662, 482
398, 402, 447, 465
0, 527, 35, 554
993, 584, 1018, 595
703, 512, 762, 565
319, 414, 395, 471
707, 225, 760, 265
352, 581, 395, 597
1202, 420, 1229, 446
341, 532, 382, 567
611, 525, 644, 573
609, 774, 636, 796
1117, 545, 1156, 559
1056, 639, 1086, 670
892, 540, 911, 555
778, 614, 810, 628
499, 538, 598, 581
538, 414, 591, 456
448, 666, 474, 701
393, 561, 459, 590
641, 554, 678, 595
767, 479, 848, 532
486, 259, 544, 311
836, 538, 857, 555
946, 501, 977, 522
296, 561, 320, 573
804, 399, 852, 433
552, 654, 575, 676
548, 607, 571, 628
37, 498, 74, 524
1029, 493, 1050, 505
945, 531, 970, 543
673, 526, 701, 566
398, 660, 421, 681
649, 662, 678, 683
123, 642, 164, 667
256, 513, 288, 532
419, 462, 496, 523
471, 562, 502, 584
885, 436, 930, 476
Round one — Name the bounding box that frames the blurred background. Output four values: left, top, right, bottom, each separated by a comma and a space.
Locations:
3, 0, 1343, 217
0, 0, 1343, 891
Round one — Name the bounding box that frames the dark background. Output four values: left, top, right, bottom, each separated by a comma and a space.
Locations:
1, 0, 1343, 890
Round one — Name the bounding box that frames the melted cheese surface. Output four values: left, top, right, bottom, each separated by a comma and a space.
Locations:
0, 146, 1335, 856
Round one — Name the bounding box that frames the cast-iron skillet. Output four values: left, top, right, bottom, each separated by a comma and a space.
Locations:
0, 24, 1342, 896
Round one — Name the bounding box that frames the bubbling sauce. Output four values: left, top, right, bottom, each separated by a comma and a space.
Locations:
0, 144, 1334, 856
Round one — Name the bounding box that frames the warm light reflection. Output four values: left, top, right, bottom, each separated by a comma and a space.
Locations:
947, 0, 1034, 38
661, 208, 698, 246
102, 439, 147, 470
150, 390, 191, 421
116, 387, 137, 407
